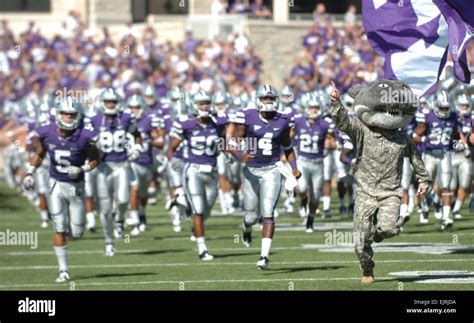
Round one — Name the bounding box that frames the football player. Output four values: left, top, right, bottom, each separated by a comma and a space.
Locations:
127, 94, 164, 235
449, 93, 472, 218
231, 84, 300, 269
292, 94, 335, 232
167, 91, 228, 260
413, 91, 460, 230
89, 88, 141, 256
22, 97, 100, 282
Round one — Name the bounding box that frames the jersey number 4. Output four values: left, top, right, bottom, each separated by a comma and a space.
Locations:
258, 133, 273, 156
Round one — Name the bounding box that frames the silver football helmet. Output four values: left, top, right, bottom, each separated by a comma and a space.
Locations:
126, 94, 147, 119
100, 88, 122, 115
455, 93, 471, 117
191, 90, 214, 118
214, 91, 231, 112
280, 86, 294, 104
143, 85, 158, 107
256, 84, 279, 112
433, 91, 452, 119
303, 94, 322, 119
56, 97, 83, 130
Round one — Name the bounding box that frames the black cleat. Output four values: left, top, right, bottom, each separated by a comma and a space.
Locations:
256, 256, 269, 270
243, 231, 252, 248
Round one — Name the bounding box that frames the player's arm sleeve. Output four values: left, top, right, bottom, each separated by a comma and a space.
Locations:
330, 101, 362, 142
231, 110, 246, 125
170, 120, 185, 140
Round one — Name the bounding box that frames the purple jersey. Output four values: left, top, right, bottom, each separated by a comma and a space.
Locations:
234, 108, 294, 168
135, 112, 161, 166
414, 107, 431, 153
456, 112, 473, 152
459, 113, 472, 138
37, 123, 94, 182
90, 110, 136, 162
294, 115, 335, 159
418, 110, 460, 151
171, 113, 228, 166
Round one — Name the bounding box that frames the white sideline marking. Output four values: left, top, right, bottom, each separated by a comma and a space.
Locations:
389, 271, 474, 284
6, 246, 312, 256
0, 276, 394, 289
0, 258, 473, 271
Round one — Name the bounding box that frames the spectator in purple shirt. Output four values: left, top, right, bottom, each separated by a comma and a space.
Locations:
250, 0, 271, 17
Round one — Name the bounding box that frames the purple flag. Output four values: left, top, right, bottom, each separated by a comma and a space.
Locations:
362, 0, 473, 97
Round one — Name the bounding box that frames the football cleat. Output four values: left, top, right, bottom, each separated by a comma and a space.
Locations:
114, 223, 124, 239
41, 221, 48, 229
257, 256, 269, 270
199, 251, 214, 261
453, 211, 462, 220
86, 212, 96, 232
55, 270, 70, 283
441, 218, 453, 231
305, 216, 314, 233
104, 243, 115, 257
419, 212, 429, 224
322, 209, 332, 219
243, 231, 252, 248
148, 196, 157, 205
130, 226, 140, 236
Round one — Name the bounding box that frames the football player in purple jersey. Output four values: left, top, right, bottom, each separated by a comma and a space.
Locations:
167, 90, 228, 260
22, 97, 100, 283
126, 94, 164, 235
449, 93, 473, 219
231, 84, 300, 269
89, 88, 142, 256
413, 91, 461, 230
291, 94, 336, 232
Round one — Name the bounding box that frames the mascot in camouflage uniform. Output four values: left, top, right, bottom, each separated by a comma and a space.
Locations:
328, 80, 432, 284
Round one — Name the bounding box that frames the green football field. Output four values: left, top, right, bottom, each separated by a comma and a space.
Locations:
0, 180, 474, 291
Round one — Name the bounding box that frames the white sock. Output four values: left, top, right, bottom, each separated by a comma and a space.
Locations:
224, 192, 233, 205
433, 194, 440, 204
322, 196, 330, 211
218, 190, 226, 209
420, 199, 429, 212
54, 245, 68, 272
453, 199, 463, 213
442, 205, 451, 220
400, 204, 408, 217
261, 237, 272, 258
129, 210, 139, 223
40, 210, 49, 222
147, 187, 156, 196
196, 237, 207, 254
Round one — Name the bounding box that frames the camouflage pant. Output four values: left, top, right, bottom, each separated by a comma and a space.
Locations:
353, 188, 401, 271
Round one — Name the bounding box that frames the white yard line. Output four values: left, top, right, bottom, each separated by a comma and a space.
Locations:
0, 258, 473, 271
0, 276, 394, 289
